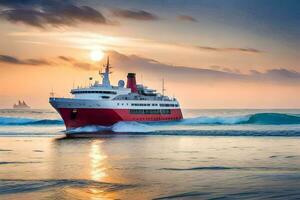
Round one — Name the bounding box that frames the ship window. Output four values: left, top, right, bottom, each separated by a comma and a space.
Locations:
102, 96, 109, 99
159, 104, 175, 107
129, 109, 170, 115
70, 109, 78, 119
72, 90, 117, 94
160, 109, 171, 114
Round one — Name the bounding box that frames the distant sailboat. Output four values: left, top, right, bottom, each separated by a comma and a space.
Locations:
13, 100, 30, 109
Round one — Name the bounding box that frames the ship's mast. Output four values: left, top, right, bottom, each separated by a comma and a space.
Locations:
101, 57, 111, 86
162, 78, 166, 96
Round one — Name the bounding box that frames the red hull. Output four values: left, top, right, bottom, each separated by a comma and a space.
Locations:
57, 108, 183, 129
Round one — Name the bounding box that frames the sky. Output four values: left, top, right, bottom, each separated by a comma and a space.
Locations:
0, 0, 299, 109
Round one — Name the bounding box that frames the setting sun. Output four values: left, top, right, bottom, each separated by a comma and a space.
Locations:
90, 50, 104, 61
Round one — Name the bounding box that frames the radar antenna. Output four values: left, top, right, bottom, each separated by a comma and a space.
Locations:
162, 78, 166, 96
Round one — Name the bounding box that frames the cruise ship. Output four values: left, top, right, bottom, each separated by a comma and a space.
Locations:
49, 58, 183, 129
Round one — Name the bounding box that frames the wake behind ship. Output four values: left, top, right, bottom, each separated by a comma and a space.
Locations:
49, 58, 183, 129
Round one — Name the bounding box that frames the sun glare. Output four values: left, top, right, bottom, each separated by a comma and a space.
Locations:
90, 50, 104, 61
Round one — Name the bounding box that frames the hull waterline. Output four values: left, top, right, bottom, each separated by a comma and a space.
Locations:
56, 108, 183, 129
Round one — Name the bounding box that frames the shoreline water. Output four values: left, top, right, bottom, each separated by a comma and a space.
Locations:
1, 136, 300, 199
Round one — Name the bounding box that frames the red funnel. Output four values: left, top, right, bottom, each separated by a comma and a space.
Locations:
126, 73, 138, 93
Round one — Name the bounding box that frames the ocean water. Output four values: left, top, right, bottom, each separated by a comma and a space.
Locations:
0, 109, 300, 199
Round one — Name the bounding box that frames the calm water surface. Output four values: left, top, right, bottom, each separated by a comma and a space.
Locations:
1, 136, 300, 199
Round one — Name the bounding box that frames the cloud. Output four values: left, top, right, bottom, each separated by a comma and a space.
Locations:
1, 51, 299, 84
9, 31, 263, 56
0, 55, 51, 66
177, 15, 198, 22
0, 54, 95, 70
195, 46, 262, 53
58, 56, 73, 62
249, 68, 300, 81
111, 8, 159, 21
0, 0, 109, 28
267, 69, 300, 79
106, 51, 245, 81
58, 56, 97, 70
104, 51, 299, 84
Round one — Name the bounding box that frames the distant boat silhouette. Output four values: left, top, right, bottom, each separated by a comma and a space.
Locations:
13, 100, 30, 109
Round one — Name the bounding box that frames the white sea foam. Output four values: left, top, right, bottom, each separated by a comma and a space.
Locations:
112, 121, 154, 133
67, 125, 110, 133
179, 115, 250, 125
67, 121, 154, 134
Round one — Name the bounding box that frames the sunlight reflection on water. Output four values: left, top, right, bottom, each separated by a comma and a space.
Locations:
90, 140, 107, 182
89, 140, 108, 199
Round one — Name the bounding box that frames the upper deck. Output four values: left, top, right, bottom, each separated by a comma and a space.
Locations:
53, 57, 180, 106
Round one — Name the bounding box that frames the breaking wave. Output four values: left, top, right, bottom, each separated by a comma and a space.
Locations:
1, 113, 300, 129
179, 113, 300, 125
245, 113, 300, 125
0, 117, 63, 126
65, 113, 300, 135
